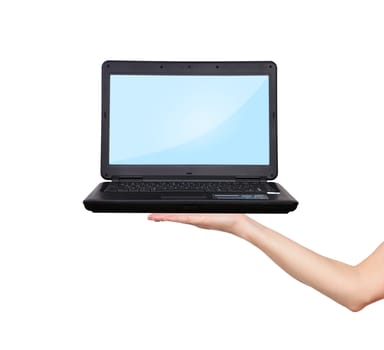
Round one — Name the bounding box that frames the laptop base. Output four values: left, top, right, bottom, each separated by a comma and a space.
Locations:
83, 182, 298, 213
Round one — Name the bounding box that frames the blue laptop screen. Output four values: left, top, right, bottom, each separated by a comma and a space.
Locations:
109, 75, 269, 165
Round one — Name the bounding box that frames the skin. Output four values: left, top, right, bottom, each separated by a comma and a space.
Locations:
148, 214, 384, 312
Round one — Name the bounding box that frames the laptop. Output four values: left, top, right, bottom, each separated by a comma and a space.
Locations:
83, 60, 298, 213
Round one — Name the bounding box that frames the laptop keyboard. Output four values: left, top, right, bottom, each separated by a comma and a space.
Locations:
104, 181, 280, 194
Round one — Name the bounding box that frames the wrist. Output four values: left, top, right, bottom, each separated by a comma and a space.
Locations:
232, 215, 265, 243
232, 215, 254, 237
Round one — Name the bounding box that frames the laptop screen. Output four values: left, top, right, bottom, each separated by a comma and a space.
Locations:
109, 74, 269, 165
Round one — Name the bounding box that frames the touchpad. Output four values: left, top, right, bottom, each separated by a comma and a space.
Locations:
160, 192, 208, 200
213, 194, 269, 200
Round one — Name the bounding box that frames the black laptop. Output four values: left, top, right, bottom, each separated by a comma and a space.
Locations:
83, 60, 298, 213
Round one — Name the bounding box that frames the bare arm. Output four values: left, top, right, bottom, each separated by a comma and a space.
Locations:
148, 214, 384, 312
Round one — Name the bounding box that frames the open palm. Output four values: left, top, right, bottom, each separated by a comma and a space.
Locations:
148, 213, 247, 233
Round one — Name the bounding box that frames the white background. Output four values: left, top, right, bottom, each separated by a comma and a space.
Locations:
1, 1, 383, 349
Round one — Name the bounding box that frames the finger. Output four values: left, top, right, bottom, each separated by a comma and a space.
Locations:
148, 214, 168, 221
148, 213, 198, 225
147, 213, 186, 222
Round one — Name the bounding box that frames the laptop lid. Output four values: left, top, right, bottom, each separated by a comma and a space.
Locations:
100, 61, 277, 180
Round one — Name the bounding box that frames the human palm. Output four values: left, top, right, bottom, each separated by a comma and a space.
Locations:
148, 213, 247, 233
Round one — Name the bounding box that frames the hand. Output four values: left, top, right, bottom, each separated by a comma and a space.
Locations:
148, 213, 248, 234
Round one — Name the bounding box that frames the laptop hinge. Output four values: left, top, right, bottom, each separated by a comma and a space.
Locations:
112, 176, 143, 182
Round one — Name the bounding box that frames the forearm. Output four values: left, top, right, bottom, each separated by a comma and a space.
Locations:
148, 213, 383, 310
235, 217, 365, 311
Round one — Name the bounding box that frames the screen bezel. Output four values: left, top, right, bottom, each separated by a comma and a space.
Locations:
101, 61, 278, 180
